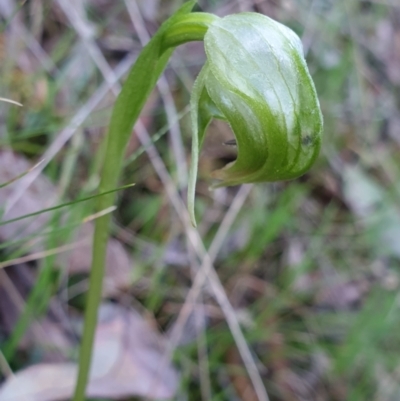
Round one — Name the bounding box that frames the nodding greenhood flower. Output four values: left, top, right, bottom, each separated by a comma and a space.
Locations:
76, 5, 324, 400
184, 12, 323, 225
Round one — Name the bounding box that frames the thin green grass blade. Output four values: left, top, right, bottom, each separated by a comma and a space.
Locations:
0, 183, 134, 227
2, 252, 56, 360
123, 106, 190, 168
0, 219, 93, 251
0, 160, 44, 189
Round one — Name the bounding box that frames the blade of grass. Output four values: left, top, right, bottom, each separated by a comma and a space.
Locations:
0, 239, 88, 360
0, 97, 23, 107
134, 122, 269, 401
3, 51, 136, 216
0, 184, 134, 227
123, 106, 190, 168
0, 159, 43, 189
0, 200, 117, 359
0, 240, 90, 270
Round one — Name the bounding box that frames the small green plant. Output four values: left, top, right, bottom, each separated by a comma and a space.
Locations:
72, 2, 323, 400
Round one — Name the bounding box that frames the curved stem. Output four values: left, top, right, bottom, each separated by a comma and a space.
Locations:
71, 2, 218, 400
72, 50, 173, 400
162, 12, 219, 49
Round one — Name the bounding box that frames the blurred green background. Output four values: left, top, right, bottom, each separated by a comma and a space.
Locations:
1, 0, 400, 400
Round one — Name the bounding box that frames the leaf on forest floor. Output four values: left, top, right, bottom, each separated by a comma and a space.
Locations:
0, 150, 133, 296
0, 303, 179, 401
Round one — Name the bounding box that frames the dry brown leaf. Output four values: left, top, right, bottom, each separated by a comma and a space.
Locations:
0, 303, 179, 401
0, 150, 133, 296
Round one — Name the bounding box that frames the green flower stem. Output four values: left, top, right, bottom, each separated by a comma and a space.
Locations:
72, 45, 172, 401
72, 2, 215, 401
162, 12, 219, 49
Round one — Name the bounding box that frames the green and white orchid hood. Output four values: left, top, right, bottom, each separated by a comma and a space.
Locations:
187, 13, 323, 224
